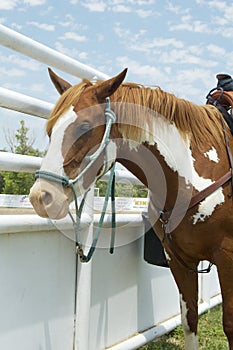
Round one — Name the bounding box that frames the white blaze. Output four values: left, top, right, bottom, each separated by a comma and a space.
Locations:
41, 106, 77, 175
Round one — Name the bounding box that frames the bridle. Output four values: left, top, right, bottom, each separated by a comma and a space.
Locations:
35, 97, 117, 262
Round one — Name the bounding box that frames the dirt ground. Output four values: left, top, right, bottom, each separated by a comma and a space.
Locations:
0, 208, 36, 215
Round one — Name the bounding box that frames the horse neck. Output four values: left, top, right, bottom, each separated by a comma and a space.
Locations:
109, 87, 184, 210
108, 84, 230, 212
110, 86, 171, 146
116, 142, 181, 212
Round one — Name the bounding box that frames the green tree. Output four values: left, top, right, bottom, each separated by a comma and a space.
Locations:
95, 180, 148, 198
0, 173, 4, 193
1, 120, 45, 195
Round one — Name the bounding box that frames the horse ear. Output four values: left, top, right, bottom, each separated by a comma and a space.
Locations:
95, 68, 128, 100
48, 68, 72, 95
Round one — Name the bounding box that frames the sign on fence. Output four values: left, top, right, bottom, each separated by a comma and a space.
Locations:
0, 194, 148, 212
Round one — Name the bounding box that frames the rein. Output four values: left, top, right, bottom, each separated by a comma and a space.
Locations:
35, 97, 117, 263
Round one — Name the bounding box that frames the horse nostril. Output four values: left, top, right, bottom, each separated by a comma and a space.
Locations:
41, 191, 53, 206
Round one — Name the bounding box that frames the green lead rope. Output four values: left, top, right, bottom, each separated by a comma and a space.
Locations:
110, 172, 116, 254
69, 164, 116, 263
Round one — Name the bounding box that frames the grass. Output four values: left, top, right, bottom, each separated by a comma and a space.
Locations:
138, 304, 228, 350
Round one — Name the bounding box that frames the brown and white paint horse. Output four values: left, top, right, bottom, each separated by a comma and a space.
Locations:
30, 68, 233, 349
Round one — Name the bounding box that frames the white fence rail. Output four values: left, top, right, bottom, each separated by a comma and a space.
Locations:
0, 24, 221, 350
0, 24, 109, 81
0, 86, 53, 118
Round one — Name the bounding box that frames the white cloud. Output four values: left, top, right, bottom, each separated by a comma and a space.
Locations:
114, 24, 184, 54
54, 42, 89, 61
128, 0, 155, 4
0, 53, 41, 71
23, 0, 46, 5
27, 21, 55, 31
166, 2, 190, 15
30, 83, 46, 92
59, 31, 88, 42
116, 56, 165, 83
11, 23, 23, 30
0, 0, 18, 10
188, 45, 204, 55
112, 4, 132, 12
82, 1, 107, 12
40, 6, 53, 15
12, 55, 42, 70
207, 44, 225, 56
169, 14, 210, 33
80, 0, 155, 16
175, 69, 213, 87
0, 67, 25, 77
78, 52, 89, 60
160, 48, 217, 68
212, 15, 228, 26
208, 0, 227, 11
203, 1, 233, 29
221, 28, 233, 38
136, 9, 153, 17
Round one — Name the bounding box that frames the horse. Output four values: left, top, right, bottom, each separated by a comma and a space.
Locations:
29, 68, 233, 350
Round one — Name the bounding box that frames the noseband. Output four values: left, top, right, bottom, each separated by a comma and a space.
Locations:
35, 97, 117, 262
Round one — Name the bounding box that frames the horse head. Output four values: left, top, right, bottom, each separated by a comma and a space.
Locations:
29, 68, 127, 219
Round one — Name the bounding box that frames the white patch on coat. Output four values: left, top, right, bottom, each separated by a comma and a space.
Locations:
145, 116, 226, 222
41, 106, 77, 175
204, 147, 219, 163
193, 188, 224, 224
180, 294, 199, 350
121, 115, 225, 223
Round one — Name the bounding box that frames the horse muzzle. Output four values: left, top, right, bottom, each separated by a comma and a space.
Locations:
29, 179, 71, 219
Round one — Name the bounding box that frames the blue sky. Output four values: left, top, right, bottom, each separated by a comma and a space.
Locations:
1, 0, 233, 151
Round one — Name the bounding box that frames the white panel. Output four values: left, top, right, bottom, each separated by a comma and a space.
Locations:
0, 215, 222, 350
0, 229, 76, 350
89, 225, 180, 350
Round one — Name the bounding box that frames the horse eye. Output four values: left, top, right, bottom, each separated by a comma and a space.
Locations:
79, 121, 92, 132
74, 122, 92, 139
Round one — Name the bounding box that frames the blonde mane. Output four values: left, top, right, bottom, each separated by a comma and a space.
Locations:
112, 83, 225, 150
47, 79, 225, 149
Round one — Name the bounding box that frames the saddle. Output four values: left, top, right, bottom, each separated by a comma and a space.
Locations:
206, 74, 233, 134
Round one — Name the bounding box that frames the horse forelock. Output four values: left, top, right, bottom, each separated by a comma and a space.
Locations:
46, 80, 92, 137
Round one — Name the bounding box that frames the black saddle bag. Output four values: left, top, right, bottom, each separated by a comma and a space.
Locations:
142, 212, 169, 268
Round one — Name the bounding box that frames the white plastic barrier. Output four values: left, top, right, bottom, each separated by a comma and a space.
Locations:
0, 214, 221, 350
